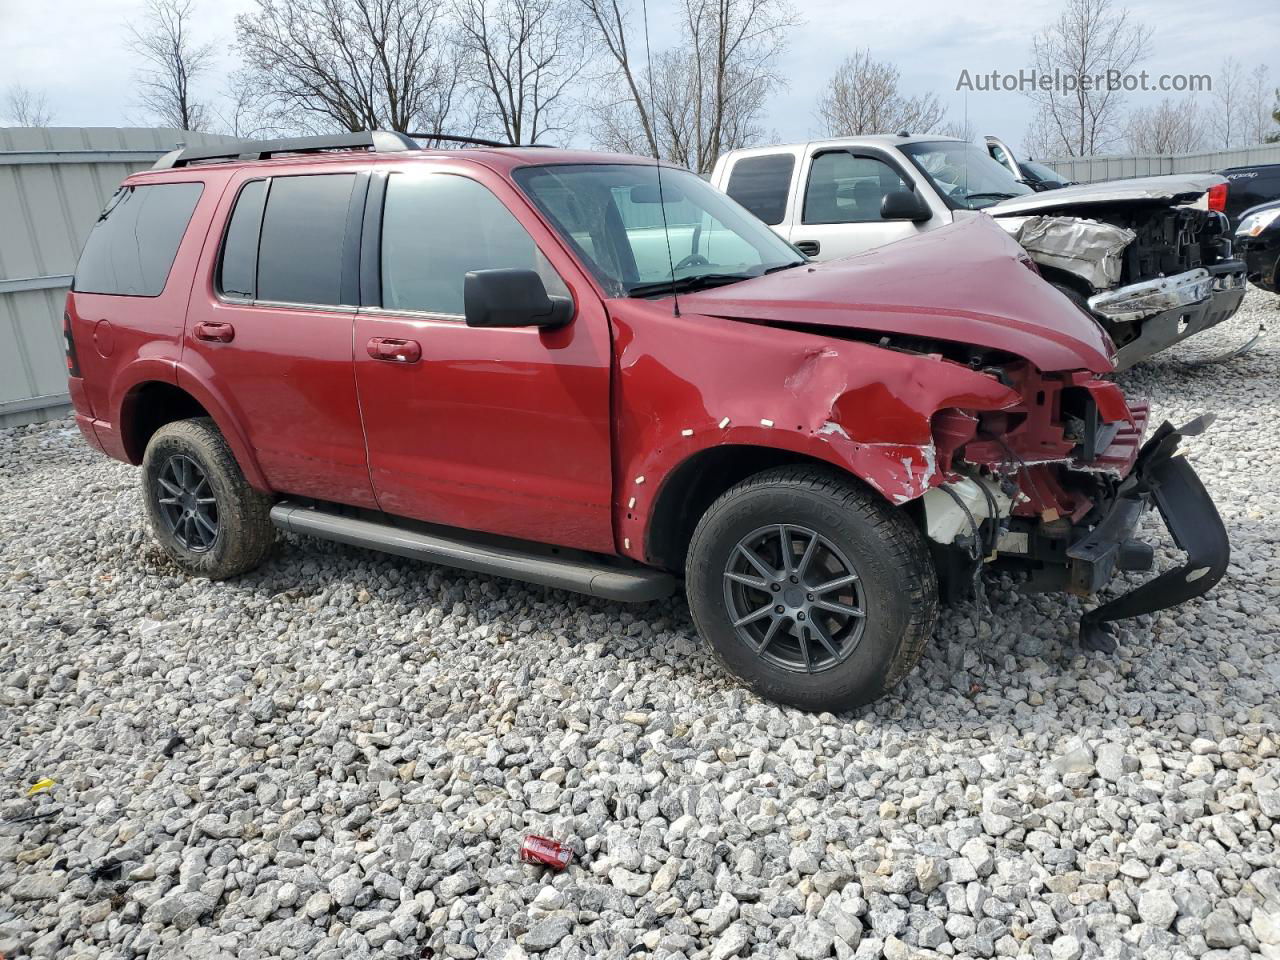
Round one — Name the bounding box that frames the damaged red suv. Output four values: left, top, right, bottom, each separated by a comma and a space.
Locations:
66, 131, 1229, 712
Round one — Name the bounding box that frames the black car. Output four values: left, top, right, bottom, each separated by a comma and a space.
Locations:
1015, 157, 1075, 192
1219, 163, 1280, 229
1236, 198, 1280, 293
984, 135, 1075, 191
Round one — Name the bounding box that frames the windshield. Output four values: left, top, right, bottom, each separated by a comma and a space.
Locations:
1022, 159, 1069, 185
513, 163, 805, 298
900, 140, 1033, 210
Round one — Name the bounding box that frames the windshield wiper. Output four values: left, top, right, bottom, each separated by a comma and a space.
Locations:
626, 273, 753, 298
965, 192, 1020, 202
763, 261, 806, 274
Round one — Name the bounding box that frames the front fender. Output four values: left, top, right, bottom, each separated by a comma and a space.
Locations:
610, 302, 1021, 561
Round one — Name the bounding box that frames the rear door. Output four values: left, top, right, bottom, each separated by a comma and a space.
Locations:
182, 169, 377, 507
787, 149, 936, 260
352, 164, 615, 553
720, 151, 799, 241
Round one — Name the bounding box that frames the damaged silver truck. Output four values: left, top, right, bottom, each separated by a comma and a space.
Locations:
711, 136, 1247, 369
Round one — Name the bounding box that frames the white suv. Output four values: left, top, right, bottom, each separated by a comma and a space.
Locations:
710, 135, 1247, 368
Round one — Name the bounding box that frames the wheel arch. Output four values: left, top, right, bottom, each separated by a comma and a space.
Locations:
643, 444, 923, 573
118, 377, 270, 491
1039, 265, 1095, 301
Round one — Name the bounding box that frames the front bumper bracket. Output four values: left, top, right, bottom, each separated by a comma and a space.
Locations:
1067, 415, 1229, 651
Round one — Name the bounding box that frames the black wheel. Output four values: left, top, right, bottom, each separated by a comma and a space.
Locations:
141, 418, 275, 579
686, 466, 937, 712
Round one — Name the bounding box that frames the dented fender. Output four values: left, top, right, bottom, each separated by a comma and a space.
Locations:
607, 300, 1023, 562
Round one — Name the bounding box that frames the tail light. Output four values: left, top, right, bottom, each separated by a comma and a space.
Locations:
1207, 182, 1228, 213
63, 311, 82, 378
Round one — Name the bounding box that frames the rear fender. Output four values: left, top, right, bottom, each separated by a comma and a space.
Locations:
108, 358, 270, 492
169, 363, 271, 491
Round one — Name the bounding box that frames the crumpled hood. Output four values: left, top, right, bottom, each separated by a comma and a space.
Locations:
990, 173, 1222, 216
680, 216, 1116, 373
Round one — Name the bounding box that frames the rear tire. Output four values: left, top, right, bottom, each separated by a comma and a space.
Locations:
141, 418, 275, 580
685, 466, 937, 712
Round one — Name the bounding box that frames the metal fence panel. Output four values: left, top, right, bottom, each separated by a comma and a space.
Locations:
1043, 143, 1280, 184
0, 127, 237, 428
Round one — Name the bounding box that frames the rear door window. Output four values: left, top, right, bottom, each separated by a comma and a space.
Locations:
217, 180, 268, 299
256, 174, 356, 306
724, 154, 795, 225
74, 182, 204, 296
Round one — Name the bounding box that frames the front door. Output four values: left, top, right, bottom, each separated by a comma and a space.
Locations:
183, 170, 377, 508
353, 167, 615, 554
788, 150, 931, 260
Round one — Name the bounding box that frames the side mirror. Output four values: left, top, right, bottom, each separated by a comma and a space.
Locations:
880, 190, 932, 222
464, 269, 573, 329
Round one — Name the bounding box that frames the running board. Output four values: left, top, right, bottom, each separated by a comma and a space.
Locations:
270, 502, 676, 603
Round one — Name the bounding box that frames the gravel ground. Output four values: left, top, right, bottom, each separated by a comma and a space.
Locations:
2, 289, 1278, 960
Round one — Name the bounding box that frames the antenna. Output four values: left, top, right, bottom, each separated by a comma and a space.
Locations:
640, 0, 680, 317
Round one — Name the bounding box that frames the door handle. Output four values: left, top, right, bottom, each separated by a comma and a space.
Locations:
367, 337, 422, 363
794, 240, 820, 257
194, 321, 235, 343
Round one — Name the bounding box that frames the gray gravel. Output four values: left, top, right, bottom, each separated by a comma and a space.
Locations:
2, 289, 1279, 960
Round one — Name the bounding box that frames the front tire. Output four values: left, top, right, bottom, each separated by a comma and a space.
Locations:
141, 418, 275, 580
685, 466, 937, 712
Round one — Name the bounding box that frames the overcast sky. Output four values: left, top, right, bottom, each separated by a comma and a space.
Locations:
1, 0, 1275, 154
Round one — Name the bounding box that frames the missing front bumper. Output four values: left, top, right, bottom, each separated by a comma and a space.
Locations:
1065, 416, 1229, 650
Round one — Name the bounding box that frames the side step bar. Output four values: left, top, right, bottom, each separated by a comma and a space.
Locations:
270, 502, 676, 603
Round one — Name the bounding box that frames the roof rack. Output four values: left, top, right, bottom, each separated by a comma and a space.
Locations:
152, 130, 421, 170
406, 132, 508, 148
405, 132, 555, 149
151, 129, 554, 170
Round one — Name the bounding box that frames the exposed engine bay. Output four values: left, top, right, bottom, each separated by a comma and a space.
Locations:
995, 192, 1247, 369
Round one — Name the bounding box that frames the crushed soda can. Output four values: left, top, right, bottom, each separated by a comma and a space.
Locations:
519, 835, 573, 870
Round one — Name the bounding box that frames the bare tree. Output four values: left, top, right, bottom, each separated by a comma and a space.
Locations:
3, 84, 56, 126
1022, 107, 1064, 159
576, 0, 657, 155
235, 0, 473, 135
816, 50, 946, 137
935, 119, 975, 142
1123, 96, 1206, 154
580, 0, 796, 172
1241, 64, 1277, 146
453, 0, 585, 144
1024, 0, 1151, 156
128, 0, 215, 131
1208, 56, 1243, 149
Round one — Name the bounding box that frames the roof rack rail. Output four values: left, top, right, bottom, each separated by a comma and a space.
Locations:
406, 132, 509, 148
405, 132, 556, 149
152, 130, 420, 170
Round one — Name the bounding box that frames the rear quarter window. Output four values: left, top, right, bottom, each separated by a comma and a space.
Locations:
724, 154, 795, 226
73, 182, 204, 297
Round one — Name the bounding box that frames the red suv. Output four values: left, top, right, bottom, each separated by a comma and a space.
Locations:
66, 131, 1228, 712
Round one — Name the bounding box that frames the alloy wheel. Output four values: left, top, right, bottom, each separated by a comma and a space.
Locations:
721, 523, 867, 674
155, 454, 219, 553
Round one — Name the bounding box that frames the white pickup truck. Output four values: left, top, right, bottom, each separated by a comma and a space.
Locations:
710, 135, 1247, 368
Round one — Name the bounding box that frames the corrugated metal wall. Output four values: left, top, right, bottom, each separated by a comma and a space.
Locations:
0, 127, 237, 428
1043, 143, 1280, 184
